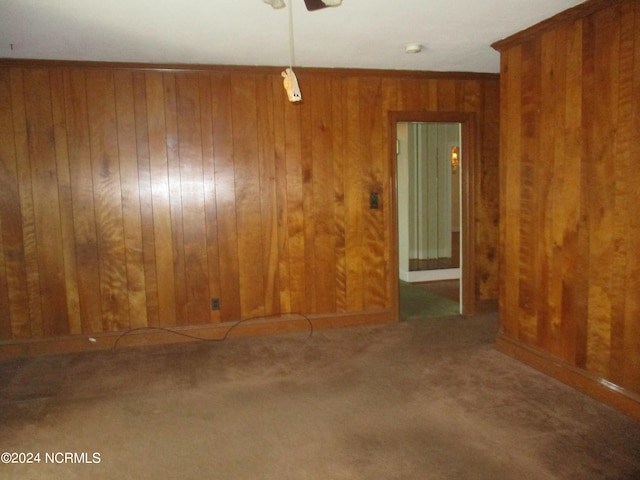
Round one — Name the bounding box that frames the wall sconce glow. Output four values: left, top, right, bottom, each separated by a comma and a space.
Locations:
451, 146, 460, 173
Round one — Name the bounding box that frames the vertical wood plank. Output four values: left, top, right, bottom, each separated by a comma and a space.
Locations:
145, 71, 177, 327
331, 76, 347, 313
132, 72, 159, 327
610, 1, 635, 385
309, 75, 337, 313
622, 0, 640, 391
477, 78, 500, 302
210, 74, 241, 321
85, 69, 129, 332
298, 75, 317, 313
271, 75, 292, 314
517, 40, 541, 344
231, 74, 265, 319
163, 74, 187, 326
256, 73, 280, 316
50, 69, 82, 335
114, 71, 148, 329
500, 47, 523, 338
344, 77, 364, 311
0, 214, 9, 338
22, 68, 69, 337
199, 72, 222, 323
175, 73, 210, 325
0, 69, 29, 339
283, 81, 305, 313
63, 69, 103, 333
536, 28, 559, 352
584, 7, 619, 378
555, 20, 584, 364
360, 77, 386, 310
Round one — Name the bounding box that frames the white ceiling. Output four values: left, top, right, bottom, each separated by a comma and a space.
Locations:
1, 0, 585, 73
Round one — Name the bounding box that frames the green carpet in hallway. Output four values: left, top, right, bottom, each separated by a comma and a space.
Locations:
399, 280, 459, 320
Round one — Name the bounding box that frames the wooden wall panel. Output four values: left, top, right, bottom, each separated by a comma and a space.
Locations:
495, 0, 640, 409
0, 61, 499, 355
0, 69, 29, 338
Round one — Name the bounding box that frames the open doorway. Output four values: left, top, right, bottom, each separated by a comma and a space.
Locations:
397, 121, 461, 318
389, 111, 476, 320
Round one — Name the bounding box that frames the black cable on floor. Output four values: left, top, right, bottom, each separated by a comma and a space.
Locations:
110, 312, 314, 352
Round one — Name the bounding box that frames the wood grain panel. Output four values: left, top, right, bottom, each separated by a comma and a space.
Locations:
537, 28, 560, 353
623, 0, 640, 392
198, 73, 222, 323
298, 76, 317, 313
210, 73, 241, 322
132, 72, 160, 327
255, 74, 280, 316
175, 73, 210, 325
114, 71, 148, 329
0, 61, 500, 359
231, 75, 265, 319
23, 68, 70, 337
282, 80, 305, 314
49, 69, 82, 335
85, 70, 129, 332
63, 69, 103, 334
609, 1, 635, 385
145, 72, 177, 327
495, 0, 640, 411
359, 77, 386, 310
0, 215, 9, 338
270, 75, 291, 314
163, 74, 188, 326
499, 46, 523, 339
584, 7, 618, 378
331, 76, 347, 313
0, 69, 29, 338
308, 75, 337, 313
12, 69, 44, 338
344, 77, 364, 312
477, 78, 499, 303
560, 19, 585, 365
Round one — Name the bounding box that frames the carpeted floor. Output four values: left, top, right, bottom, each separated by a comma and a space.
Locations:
1, 314, 639, 479
399, 280, 460, 320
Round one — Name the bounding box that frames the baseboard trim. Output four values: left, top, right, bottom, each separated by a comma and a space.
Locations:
0, 310, 395, 359
495, 332, 640, 420
475, 298, 498, 314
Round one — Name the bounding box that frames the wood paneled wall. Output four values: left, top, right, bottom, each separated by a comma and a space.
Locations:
0, 60, 499, 354
494, 0, 640, 415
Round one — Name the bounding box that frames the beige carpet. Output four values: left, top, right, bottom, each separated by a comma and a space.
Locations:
1, 314, 639, 479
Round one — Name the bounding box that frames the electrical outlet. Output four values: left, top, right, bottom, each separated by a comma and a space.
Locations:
211, 298, 220, 311
369, 192, 379, 209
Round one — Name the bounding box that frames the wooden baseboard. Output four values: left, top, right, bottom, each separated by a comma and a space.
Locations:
0, 310, 396, 359
495, 332, 640, 420
474, 298, 498, 314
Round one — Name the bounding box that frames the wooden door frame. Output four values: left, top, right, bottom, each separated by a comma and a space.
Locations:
388, 111, 477, 317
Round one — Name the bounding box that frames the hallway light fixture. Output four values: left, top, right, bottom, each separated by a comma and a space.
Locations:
451, 146, 460, 173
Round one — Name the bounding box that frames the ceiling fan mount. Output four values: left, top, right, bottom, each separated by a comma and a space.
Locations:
303, 0, 342, 11
264, 0, 343, 11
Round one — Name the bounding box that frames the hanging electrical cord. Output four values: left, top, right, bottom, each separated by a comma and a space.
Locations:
281, 0, 302, 102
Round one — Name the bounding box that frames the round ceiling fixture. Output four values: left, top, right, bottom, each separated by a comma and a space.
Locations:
405, 44, 423, 54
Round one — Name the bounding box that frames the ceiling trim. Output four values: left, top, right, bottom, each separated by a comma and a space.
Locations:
0, 58, 500, 80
